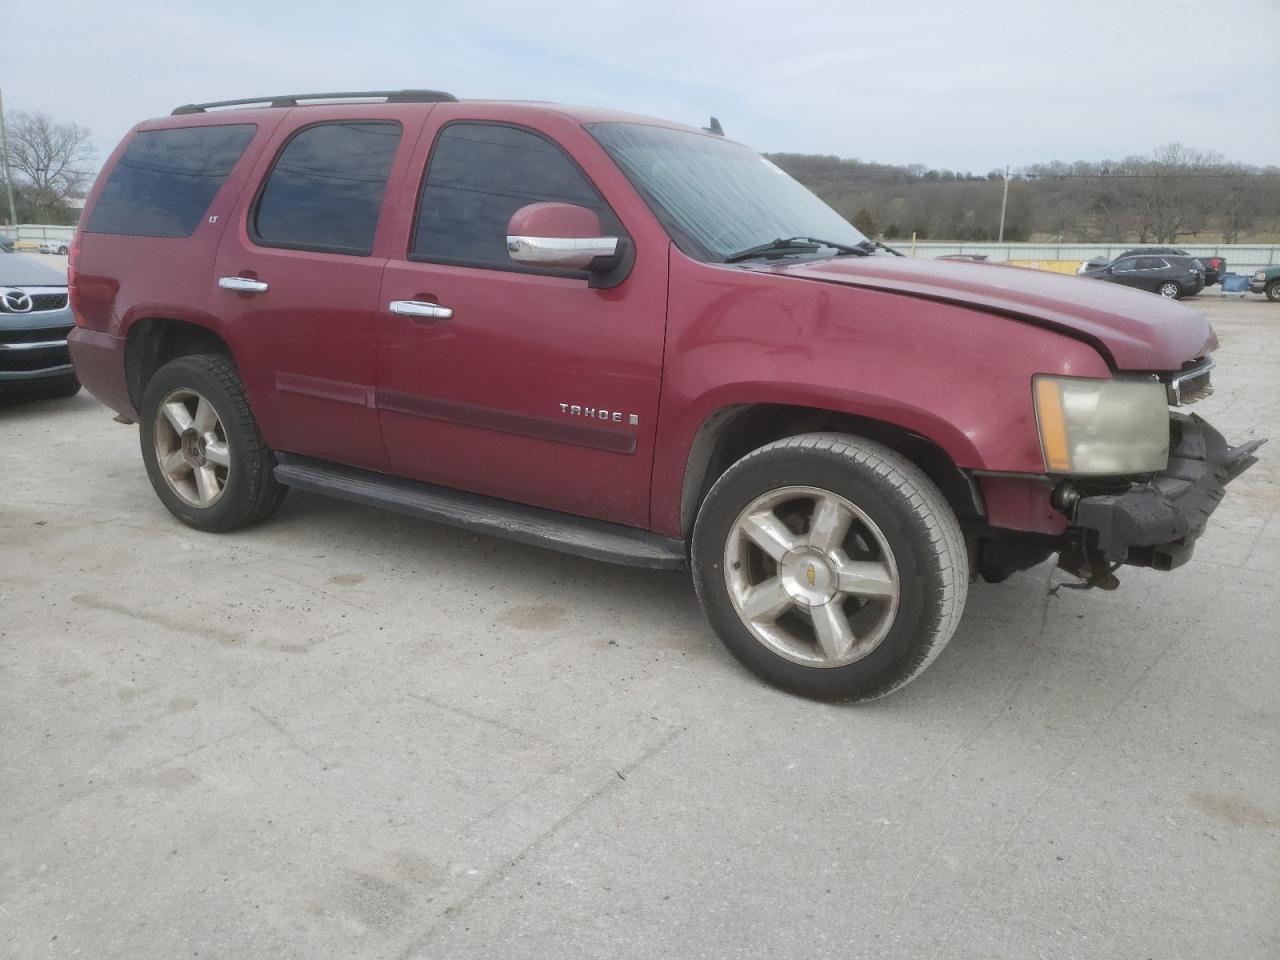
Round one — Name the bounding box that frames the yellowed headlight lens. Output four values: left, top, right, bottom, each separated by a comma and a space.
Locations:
1032, 375, 1169, 475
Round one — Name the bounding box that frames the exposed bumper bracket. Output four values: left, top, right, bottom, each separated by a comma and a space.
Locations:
1223, 437, 1266, 482
1068, 414, 1264, 571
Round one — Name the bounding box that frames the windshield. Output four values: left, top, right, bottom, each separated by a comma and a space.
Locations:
589, 122, 867, 263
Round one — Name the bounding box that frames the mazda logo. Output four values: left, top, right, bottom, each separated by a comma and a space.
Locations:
1, 288, 33, 313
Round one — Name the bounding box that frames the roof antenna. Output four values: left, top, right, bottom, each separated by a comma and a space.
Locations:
703, 116, 724, 136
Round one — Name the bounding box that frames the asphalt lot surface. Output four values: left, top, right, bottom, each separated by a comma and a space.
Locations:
2, 275, 1277, 958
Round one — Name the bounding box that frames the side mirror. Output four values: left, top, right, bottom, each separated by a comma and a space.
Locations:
1105, 266, 1113, 274
506, 203, 620, 272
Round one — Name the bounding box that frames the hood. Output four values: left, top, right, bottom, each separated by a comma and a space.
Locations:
0, 251, 68, 288
756, 255, 1215, 370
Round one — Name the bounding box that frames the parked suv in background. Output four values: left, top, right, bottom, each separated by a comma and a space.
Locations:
1116, 247, 1226, 286
1077, 248, 1225, 286
1079, 253, 1205, 299
1, 247, 79, 397
68, 90, 1263, 701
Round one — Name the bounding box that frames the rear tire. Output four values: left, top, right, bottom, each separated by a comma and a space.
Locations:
1159, 281, 1182, 299
139, 354, 286, 532
691, 433, 968, 702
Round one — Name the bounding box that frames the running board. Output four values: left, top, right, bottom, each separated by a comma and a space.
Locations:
273, 454, 688, 570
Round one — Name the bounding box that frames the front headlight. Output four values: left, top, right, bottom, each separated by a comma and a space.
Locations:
1033, 376, 1169, 475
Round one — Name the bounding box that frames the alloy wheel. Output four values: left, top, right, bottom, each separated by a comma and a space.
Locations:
153, 387, 230, 507
723, 485, 900, 667
1159, 282, 1180, 298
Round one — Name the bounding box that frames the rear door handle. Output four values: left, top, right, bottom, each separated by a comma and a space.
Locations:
218, 276, 269, 293
390, 300, 453, 320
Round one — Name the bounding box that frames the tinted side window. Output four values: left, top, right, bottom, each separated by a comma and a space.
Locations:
1137, 257, 1163, 270
87, 124, 256, 238
413, 123, 608, 269
1112, 258, 1138, 272
254, 122, 402, 256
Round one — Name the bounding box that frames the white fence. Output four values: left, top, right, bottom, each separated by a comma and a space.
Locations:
894, 241, 1278, 278
9, 224, 76, 245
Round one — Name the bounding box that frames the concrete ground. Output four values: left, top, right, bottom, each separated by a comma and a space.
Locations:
1, 290, 1277, 959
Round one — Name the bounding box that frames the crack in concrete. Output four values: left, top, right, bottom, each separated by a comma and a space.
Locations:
249, 704, 331, 770
72, 593, 243, 646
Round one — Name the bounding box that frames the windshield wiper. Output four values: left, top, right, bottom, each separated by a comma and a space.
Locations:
862, 239, 905, 257
724, 236, 870, 263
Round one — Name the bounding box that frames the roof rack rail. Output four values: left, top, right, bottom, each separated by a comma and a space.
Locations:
171, 89, 457, 116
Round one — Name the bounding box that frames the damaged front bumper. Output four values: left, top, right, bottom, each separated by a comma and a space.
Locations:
1059, 413, 1264, 580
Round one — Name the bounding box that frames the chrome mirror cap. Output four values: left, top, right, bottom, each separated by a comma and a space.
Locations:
506, 235, 619, 271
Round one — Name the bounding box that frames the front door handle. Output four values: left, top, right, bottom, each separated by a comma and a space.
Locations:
219, 276, 269, 293
390, 300, 453, 320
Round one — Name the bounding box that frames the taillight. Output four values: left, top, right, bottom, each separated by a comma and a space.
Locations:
67, 233, 82, 324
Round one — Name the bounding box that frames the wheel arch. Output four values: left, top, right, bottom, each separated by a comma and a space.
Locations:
124, 317, 236, 412
677, 402, 985, 538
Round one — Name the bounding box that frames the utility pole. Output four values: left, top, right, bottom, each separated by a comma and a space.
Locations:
0, 88, 18, 228
997, 164, 1010, 243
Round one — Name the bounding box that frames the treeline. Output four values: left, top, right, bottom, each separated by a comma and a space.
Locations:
766, 144, 1280, 243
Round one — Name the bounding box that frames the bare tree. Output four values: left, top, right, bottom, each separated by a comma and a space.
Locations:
1208, 162, 1280, 243
1127, 144, 1218, 242
6, 110, 95, 214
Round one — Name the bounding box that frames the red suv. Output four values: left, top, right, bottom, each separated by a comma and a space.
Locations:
68, 90, 1263, 701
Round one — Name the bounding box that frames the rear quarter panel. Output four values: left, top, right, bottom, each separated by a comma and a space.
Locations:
74, 112, 288, 341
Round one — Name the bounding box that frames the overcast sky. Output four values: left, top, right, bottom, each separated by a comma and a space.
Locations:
3, 0, 1277, 173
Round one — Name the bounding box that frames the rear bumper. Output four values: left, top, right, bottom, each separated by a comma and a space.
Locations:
1069, 414, 1264, 570
67, 327, 135, 417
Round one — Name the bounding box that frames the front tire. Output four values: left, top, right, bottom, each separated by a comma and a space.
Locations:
139, 354, 286, 532
1267, 281, 1280, 302
1159, 281, 1182, 299
691, 433, 968, 702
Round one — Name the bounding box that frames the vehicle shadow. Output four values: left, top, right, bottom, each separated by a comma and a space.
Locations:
259, 487, 1050, 704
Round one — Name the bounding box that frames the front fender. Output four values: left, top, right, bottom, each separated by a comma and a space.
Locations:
649, 255, 1111, 537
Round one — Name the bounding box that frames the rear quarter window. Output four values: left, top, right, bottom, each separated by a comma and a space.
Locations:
87, 124, 256, 238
